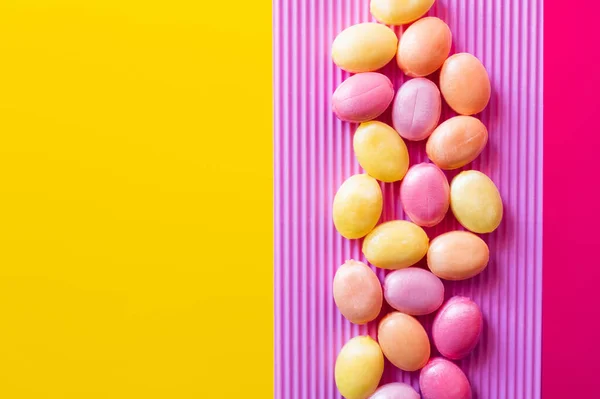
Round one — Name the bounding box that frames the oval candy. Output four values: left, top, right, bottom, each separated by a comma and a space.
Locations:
333, 174, 383, 239
427, 231, 489, 280
440, 52, 491, 115
333, 260, 383, 324
362, 220, 429, 270
426, 116, 488, 170
400, 163, 450, 227
397, 17, 452, 77
419, 357, 472, 399
378, 312, 430, 371
370, 0, 436, 25
392, 78, 442, 141
332, 23, 398, 73
432, 296, 483, 359
369, 383, 420, 399
333, 73, 394, 123
450, 170, 503, 233
335, 336, 385, 399
384, 267, 444, 315
354, 121, 410, 183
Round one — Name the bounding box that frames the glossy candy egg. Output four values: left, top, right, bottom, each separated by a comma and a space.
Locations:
392, 78, 442, 141
450, 170, 503, 233
378, 312, 430, 371
432, 296, 483, 359
440, 52, 491, 115
427, 231, 489, 280
397, 17, 452, 77
370, 0, 436, 25
369, 383, 420, 399
426, 116, 488, 170
333, 260, 383, 324
333, 174, 383, 239
400, 163, 450, 227
335, 336, 385, 399
420, 357, 472, 399
332, 23, 398, 73
384, 267, 445, 315
353, 121, 410, 183
362, 221, 429, 270
332, 73, 394, 123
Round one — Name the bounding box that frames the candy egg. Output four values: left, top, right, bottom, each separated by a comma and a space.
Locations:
333, 260, 383, 324
369, 382, 420, 399
362, 221, 429, 270
419, 357, 472, 399
332, 23, 398, 73
370, 0, 436, 25
432, 296, 483, 359
397, 17, 452, 77
392, 78, 441, 141
427, 231, 489, 280
384, 267, 444, 315
335, 336, 385, 399
440, 52, 491, 115
333, 174, 383, 239
426, 116, 488, 170
353, 121, 410, 183
400, 163, 449, 227
332, 73, 394, 123
378, 312, 430, 371
450, 170, 503, 233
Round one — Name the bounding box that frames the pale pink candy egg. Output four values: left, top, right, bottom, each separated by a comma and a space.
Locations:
392, 78, 441, 141
432, 296, 483, 359
332, 72, 394, 123
400, 163, 450, 227
333, 260, 383, 324
419, 357, 472, 399
384, 267, 444, 316
369, 382, 420, 399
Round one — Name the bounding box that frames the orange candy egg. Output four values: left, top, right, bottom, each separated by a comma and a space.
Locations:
397, 17, 452, 77
333, 260, 383, 324
440, 52, 491, 115
426, 115, 488, 170
377, 312, 430, 371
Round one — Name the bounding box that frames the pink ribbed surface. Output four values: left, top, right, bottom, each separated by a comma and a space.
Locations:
274, 0, 543, 398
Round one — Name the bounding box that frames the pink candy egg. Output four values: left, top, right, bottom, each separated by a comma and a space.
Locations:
384, 268, 444, 316
392, 78, 441, 141
332, 72, 394, 123
419, 357, 472, 399
369, 382, 420, 399
432, 296, 483, 359
400, 163, 450, 227
333, 260, 383, 324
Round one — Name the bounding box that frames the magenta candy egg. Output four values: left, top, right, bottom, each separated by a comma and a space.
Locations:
432, 296, 483, 359
369, 382, 420, 399
420, 358, 472, 399
384, 268, 444, 316
400, 163, 450, 227
332, 72, 394, 123
392, 78, 441, 141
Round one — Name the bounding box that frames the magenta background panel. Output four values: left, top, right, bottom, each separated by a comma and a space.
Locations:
274, 0, 543, 398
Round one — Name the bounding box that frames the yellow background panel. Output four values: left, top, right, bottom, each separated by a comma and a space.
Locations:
0, 1, 272, 397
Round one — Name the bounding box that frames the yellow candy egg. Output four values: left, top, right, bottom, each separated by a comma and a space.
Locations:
335, 336, 384, 399
450, 170, 503, 233
353, 121, 409, 183
332, 23, 398, 73
333, 174, 383, 239
371, 0, 436, 26
362, 220, 429, 269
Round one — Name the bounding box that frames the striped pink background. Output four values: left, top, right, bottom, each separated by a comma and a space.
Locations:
274, 0, 543, 397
